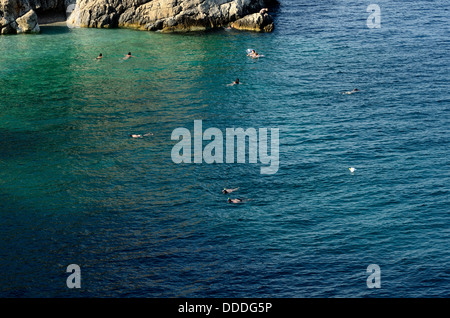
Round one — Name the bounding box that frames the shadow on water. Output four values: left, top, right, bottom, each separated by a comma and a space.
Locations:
39, 25, 72, 35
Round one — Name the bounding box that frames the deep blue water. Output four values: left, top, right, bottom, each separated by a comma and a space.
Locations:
0, 0, 449, 297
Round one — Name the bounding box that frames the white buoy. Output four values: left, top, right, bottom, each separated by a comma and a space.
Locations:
349, 167, 356, 173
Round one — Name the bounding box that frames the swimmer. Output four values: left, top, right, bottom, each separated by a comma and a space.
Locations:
96, 53, 103, 60
227, 198, 244, 204
247, 50, 263, 58
343, 88, 360, 95
129, 133, 153, 138
123, 52, 135, 60
227, 78, 241, 86
247, 49, 257, 57
222, 187, 239, 194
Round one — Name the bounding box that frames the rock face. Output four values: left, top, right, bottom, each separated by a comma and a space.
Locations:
1, 0, 34, 34
68, 0, 277, 32
15, 8, 40, 32
231, 11, 273, 32
0, 0, 73, 34
1, 0, 277, 34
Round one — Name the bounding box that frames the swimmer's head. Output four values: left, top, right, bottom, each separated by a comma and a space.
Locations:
128, 52, 131, 55
227, 198, 231, 203
235, 78, 239, 83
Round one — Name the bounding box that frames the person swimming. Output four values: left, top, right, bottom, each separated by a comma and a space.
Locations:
227, 78, 241, 86
123, 52, 135, 60
227, 198, 244, 204
222, 187, 239, 194
247, 50, 263, 59
247, 49, 257, 57
96, 53, 103, 60
129, 133, 153, 138
343, 88, 360, 95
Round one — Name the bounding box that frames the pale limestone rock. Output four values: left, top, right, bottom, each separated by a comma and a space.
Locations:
1, 0, 277, 34
16, 8, 40, 33
230, 11, 273, 32
0, 0, 76, 33
0, 0, 31, 33
70, 0, 277, 32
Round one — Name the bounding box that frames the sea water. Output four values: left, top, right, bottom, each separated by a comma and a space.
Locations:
0, 0, 449, 297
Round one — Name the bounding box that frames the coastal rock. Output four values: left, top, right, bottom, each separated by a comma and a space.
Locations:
0, 0, 75, 34
230, 11, 273, 32
1, 0, 277, 34
15, 8, 40, 32
68, 0, 277, 32
1, 0, 29, 34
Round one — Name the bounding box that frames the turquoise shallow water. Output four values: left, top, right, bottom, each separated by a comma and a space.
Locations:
0, 1, 449, 297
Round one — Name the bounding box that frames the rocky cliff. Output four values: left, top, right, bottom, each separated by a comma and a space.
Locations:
1, 0, 38, 33
0, 0, 73, 33
1, 0, 277, 34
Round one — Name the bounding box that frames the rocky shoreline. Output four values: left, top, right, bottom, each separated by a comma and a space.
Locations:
1, 0, 278, 35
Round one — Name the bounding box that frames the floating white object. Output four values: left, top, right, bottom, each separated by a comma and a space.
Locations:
349, 167, 356, 173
